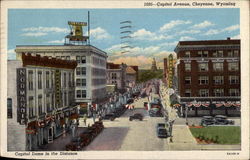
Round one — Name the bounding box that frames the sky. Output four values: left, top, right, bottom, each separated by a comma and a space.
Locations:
8, 9, 240, 69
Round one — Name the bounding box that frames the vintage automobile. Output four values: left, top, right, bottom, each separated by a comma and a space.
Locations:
156, 126, 168, 138
214, 115, 234, 125
200, 116, 215, 126
101, 113, 116, 121
129, 113, 143, 121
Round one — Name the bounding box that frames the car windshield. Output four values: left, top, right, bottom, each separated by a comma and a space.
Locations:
158, 129, 167, 134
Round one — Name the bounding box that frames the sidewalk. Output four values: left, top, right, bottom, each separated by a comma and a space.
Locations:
40, 127, 87, 151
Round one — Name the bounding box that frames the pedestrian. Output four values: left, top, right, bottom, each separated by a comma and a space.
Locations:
83, 114, 87, 126
92, 110, 96, 123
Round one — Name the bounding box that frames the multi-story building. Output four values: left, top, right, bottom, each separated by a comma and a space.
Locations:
175, 38, 240, 116
7, 54, 77, 151
106, 62, 127, 93
126, 66, 137, 88
15, 45, 108, 115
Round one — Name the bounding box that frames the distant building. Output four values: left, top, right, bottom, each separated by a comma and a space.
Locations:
175, 38, 240, 116
15, 45, 108, 115
126, 66, 137, 87
106, 62, 127, 93
7, 54, 77, 151
151, 58, 157, 72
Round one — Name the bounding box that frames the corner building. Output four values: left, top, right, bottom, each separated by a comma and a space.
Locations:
7, 54, 77, 151
15, 45, 108, 115
175, 38, 241, 116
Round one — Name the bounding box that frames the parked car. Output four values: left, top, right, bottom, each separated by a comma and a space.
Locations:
101, 113, 116, 121
214, 115, 234, 125
157, 123, 166, 128
200, 116, 215, 126
129, 113, 143, 121
156, 127, 168, 138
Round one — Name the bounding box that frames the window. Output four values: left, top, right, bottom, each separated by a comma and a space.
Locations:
233, 50, 239, 57
28, 97, 34, 118
51, 94, 54, 110
46, 94, 51, 112
76, 56, 81, 63
63, 72, 67, 87
76, 90, 87, 98
112, 81, 117, 84
198, 63, 208, 71
28, 71, 33, 90
228, 51, 233, 57
184, 76, 191, 85
66, 56, 70, 60
199, 89, 209, 97
198, 51, 208, 57
213, 63, 224, 71
76, 67, 86, 75
64, 92, 67, 107
213, 76, 224, 85
198, 76, 209, 85
56, 56, 60, 59
228, 62, 239, 71
185, 63, 191, 71
184, 51, 190, 57
81, 56, 86, 63
7, 98, 12, 118
229, 75, 239, 84
38, 95, 43, 115
61, 56, 65, 60
184, 89, 191, 97
68, 73, 71, 87
213, 50, 223, 57
229, 89, 240, 96
38, 71, 42, 89
213, 89, 224, 97
46, 71, 50, 88
76, 79, 86, 87
111, 73, 117, 79
51, 71, 54, 88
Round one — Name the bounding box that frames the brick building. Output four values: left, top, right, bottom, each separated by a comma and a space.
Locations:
174, 38, 240, 116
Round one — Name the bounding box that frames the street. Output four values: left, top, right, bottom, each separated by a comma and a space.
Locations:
84, 97, 169, 151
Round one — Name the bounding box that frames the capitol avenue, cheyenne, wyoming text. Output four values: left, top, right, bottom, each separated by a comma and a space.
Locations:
144, 2, 236, 7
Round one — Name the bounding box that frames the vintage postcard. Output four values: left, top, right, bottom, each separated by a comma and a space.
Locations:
0, 0, 249, 159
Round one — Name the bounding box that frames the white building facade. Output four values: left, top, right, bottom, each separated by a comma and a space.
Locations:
7, 54, 77, 151
15, 45, 108, 115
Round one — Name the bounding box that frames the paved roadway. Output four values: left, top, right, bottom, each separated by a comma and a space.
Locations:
84, 97, 169, 151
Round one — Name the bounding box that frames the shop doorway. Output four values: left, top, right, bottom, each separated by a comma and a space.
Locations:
48, 127, 53, 143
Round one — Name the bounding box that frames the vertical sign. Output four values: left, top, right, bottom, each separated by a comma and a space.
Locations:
16, 68, 27, 125
55, 70, 61, 107
168, 54, 173, 88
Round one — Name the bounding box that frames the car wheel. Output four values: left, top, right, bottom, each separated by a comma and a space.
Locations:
129, 118, 132, 121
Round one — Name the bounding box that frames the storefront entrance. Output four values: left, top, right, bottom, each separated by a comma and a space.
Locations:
48, 127, 53, 143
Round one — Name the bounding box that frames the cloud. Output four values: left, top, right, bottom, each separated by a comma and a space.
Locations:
159, 41, 178, 47
90, 27, 112, 40
7, 49, 16, 60
203, 24, 239, 35
48, 39, 64, 44
160, 20, 191, 32
191, 21, 214, 29
179, 36, 196, 41
222, 24, 240, 32
22, 27, 69, 33
204, 29, 220, 35
21, 32, 48, 37
178, 29, 201, 35
231, 34, 240, 39
131, 29, 172, 41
